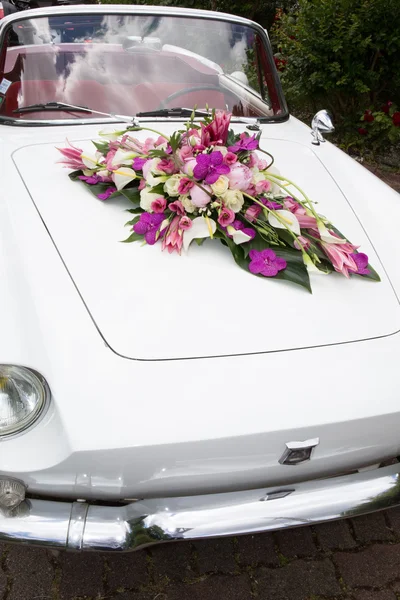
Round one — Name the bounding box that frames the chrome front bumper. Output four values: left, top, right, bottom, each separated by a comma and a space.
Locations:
1, 463, 400, 551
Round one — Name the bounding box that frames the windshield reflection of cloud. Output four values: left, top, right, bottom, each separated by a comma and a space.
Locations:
23, 15, 252, 112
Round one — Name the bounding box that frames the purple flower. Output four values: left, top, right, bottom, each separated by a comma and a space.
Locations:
248, 249, 287, 277
97, 187, 116, 200
228, 134, 259, 153
232, 220, 256, 240
193, 151, 230, 185
133, 212, 166, 245
260, 198, 282, 210
349, 252, 370, 275
132, 157, 148, 170
79, 174, 100, 184
222, 219, 256, 240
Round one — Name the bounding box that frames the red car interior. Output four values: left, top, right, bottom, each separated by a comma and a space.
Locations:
1, 45, 228, 118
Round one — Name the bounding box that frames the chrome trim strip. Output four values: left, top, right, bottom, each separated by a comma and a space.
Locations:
67, 502, 88, 550
3, 463, 399, 551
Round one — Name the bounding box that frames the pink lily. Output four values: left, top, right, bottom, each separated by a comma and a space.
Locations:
162, 216, 184, 254
57, 140, 86, 170
321, 240, 358, 278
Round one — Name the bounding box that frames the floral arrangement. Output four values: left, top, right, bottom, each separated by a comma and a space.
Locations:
58, 110, 379, 292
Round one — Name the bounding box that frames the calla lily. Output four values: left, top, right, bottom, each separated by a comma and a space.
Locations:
147, 173, 168, 187
226, 226, 252, 245
183, 216, 216, 252
303, 254, 329, 275
112, 167, 136, 191
318, 222, 347, 244
99, 129, 127, 141
111, 149, 137, 167
268, 210, 300, 235
81, 153, 99, 169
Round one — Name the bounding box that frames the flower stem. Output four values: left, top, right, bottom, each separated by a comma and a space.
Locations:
264, 173, 320, 222
243, 191, 307, 255
129, 126, 170, 142
257, 147, 274, 169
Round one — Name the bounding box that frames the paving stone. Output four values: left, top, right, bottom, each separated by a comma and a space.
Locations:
0, 548, 8, 598
334, 544, 400, 588
254, 558, 341, 599
275, 526, 317, 558
194, 538, 236, 574
353, 591, 397, 600
315, 520, 356, 550
112, 592, 166, 600
151, 542, 193, 582
236, 533, 279, 567
60, 552, 104, 599
351, 513, 393, 543
386, 507, 400, 537
7, 546, 53, 600
107, 551, 149, 591
166, 574, 252, 599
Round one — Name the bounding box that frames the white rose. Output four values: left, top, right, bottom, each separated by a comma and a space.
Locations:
211, 175, 229, 196
180, 195, 196, 214
140, 187, 162, 211
164, 174, 183, 197
218, 146, 228, 156
222, 189, 244, 213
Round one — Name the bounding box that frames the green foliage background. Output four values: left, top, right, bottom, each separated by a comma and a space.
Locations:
271, 0, 400, 152
100, 0, 297, 29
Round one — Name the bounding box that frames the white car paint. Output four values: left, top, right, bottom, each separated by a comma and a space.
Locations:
1, 115, 400, 501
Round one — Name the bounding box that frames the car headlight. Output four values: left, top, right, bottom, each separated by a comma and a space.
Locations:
0, 366, 49, 437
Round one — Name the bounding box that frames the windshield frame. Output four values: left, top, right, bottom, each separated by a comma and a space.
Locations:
0, 5, 289, 127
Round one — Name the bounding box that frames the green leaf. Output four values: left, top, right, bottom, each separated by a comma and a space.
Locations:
126, 207, 144, 214
361, 263, 381, 282
92, 140, 109, 155
85, 183, 115, 199
68, 170, 83, 181
120, 187, 141, 205
224, 237, 249, 270
194, 238, 206, 246
169, 132, 182, 153
125, 215, 141, 227
148, 183, 165, 196
229, 236, 312, 293
121, 231, 144, 243
148, 149, 168, 159
227, 129, 238, 147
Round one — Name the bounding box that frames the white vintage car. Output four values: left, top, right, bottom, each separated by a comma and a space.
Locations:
0, 4, 400, 553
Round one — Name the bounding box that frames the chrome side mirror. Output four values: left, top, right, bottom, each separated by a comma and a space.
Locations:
311, 110, 335, 145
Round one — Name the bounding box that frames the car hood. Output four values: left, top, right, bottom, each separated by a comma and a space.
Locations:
12, 129, 400, 360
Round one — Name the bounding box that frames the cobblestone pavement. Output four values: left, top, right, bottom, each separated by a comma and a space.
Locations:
3, 508, 400, 599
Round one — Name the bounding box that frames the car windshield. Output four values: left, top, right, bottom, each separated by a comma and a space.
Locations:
0, 9, 287, 123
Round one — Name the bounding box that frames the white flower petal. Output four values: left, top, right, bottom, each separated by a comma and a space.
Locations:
99, 129, 126, 141
111, 149, 136, 167
81, 153, 98, 169
231, 230, 252, 245
318, 222, 347, 244
266, 165, 281, 177
113, 167, 136, 191
303, 254, 329, 275
183, 217, 216, 252
268, 210, 301, 235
